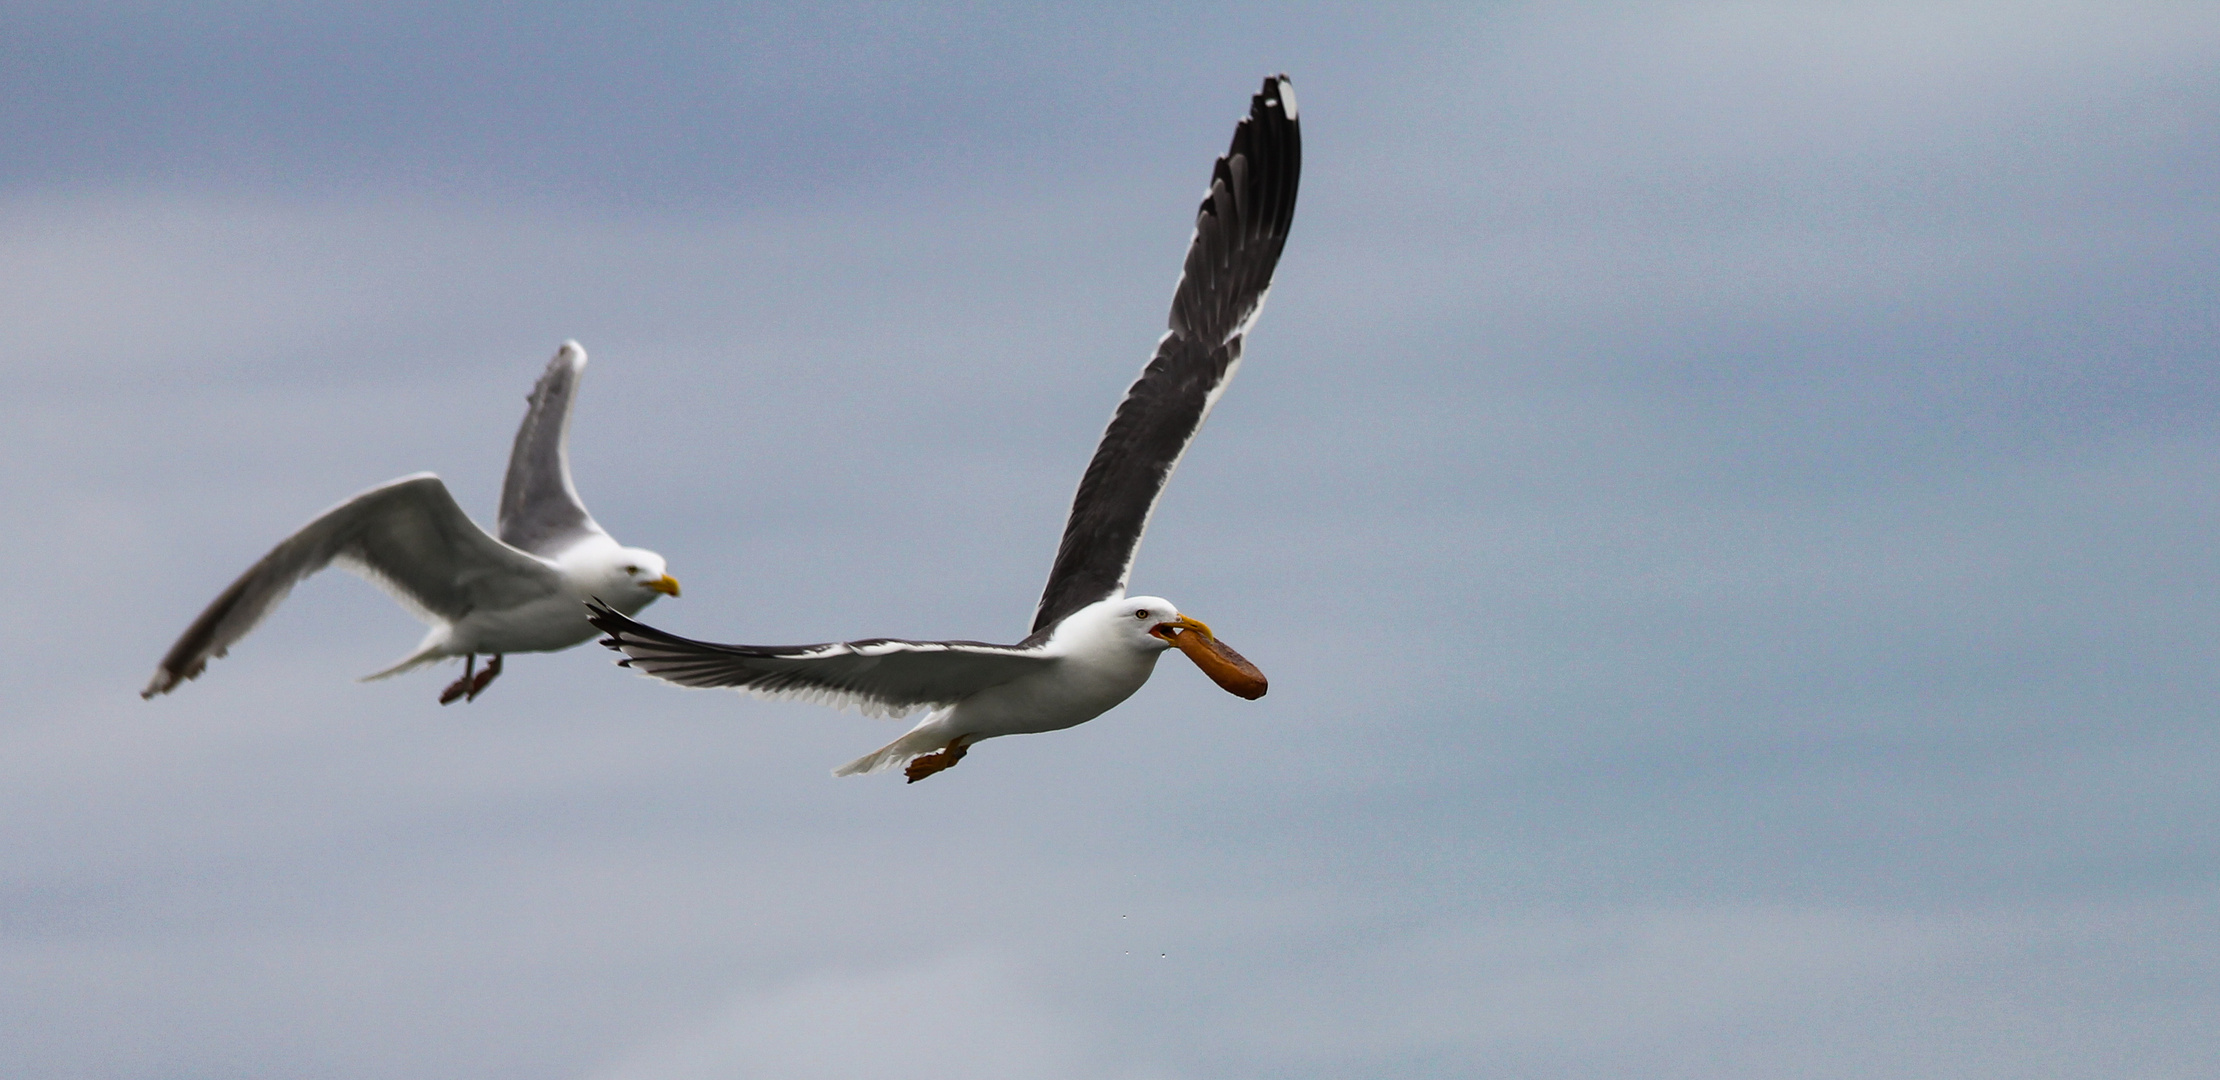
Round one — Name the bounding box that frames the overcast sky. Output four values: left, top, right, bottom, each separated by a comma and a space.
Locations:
4, 3, 2219, 1077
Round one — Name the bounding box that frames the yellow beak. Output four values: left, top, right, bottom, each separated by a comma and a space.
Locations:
1150, 614, 1214, 641
1151, 614, 1268, 700
647, 574, 681, 598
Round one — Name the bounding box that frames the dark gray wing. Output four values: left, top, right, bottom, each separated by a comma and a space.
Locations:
144, 474, 563, 697
498, 341, 609, 556
1031, 75, 1301, 635
587, 602, 1054, 719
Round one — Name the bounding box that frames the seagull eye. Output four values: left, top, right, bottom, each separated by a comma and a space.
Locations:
1136, 610, 1151, 620
623, 565, 640, 575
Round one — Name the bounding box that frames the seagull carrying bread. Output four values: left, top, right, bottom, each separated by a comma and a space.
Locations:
589, 76, 1298, 781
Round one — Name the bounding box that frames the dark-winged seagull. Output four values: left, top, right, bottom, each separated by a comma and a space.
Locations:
144, 342, 681, 704
588, 75, 1298, 781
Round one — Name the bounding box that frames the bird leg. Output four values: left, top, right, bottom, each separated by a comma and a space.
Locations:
439, 655, 478, 705
466, 654, 504, 701
904, 736, 976, 784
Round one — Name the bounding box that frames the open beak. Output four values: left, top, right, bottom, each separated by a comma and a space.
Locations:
647, 574, 682, 598
1151, 614, 1268, 700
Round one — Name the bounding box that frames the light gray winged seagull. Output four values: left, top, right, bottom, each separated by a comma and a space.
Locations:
144, 342, 680, 704
589, 75, 1299, 781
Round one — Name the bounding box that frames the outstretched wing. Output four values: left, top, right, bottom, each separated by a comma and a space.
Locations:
1031, 75, 1301, 635
498, 341, 609, 556
144, 474, 562, 697
587, 602, 1055, 719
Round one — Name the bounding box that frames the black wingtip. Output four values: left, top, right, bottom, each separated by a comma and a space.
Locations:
1255, 73, 1296, 123
584, 599, 636, 659
584, 598, 636, 643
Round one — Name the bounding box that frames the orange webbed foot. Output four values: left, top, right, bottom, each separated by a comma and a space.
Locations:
439, 655, 478, 705
464, 654, 504, 701
904, 738, 973, 783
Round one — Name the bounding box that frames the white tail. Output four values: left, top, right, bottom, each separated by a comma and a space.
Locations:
834, 712, 950, 777
359, 642, 450, 682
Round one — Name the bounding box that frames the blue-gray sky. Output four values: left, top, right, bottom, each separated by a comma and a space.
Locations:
5, 3, 2218, 1077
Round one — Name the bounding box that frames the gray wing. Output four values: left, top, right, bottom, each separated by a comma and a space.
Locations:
587, 602, 1054, 719
1031, 75, 1301, 635
498, 341, 609, 556
144, 474, 564, 697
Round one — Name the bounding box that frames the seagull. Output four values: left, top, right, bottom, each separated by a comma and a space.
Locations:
143, 342, 681, 704
587, 75, 1299, 782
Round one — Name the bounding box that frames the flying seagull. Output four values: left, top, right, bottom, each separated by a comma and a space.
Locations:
144, 342, 681, 704
588, 75, 1299, 781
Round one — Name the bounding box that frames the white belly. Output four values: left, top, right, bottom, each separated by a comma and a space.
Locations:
450, 587, 655, 655
950, 648, 1165, 739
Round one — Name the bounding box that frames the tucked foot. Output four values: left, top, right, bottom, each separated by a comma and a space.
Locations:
904, 738, 974, 784
465, 654, 504, 701
439, 655, 479, 705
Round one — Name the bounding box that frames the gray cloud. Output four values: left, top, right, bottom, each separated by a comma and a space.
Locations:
3, 2, 2218, 1077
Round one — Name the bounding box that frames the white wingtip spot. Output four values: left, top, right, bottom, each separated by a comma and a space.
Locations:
1275, 77, 1297, 121
558, 340, 586, 362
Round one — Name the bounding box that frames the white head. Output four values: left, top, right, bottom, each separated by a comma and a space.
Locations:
1060, 595, 1268, 699
1050, 595, 1188, 652
1117, 595, 1192, 651
574, 544, 680, 613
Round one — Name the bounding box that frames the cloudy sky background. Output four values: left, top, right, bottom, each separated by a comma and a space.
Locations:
4, 2, 2218, 1076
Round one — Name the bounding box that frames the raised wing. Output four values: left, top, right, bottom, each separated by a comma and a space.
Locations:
498, 341, 609, 556
587, 602, 1055, 719
1031, 75, 1301, 635
144, 474, 562, 697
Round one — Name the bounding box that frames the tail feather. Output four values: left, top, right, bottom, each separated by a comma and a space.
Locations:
359, 646, 449, 682
834, 714, 950, 777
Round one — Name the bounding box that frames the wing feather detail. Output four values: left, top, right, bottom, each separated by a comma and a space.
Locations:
587, 603, 1056, 719
1031, 75, 1300, 635
498, 341, 608, 556
144, 475, 562, 697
